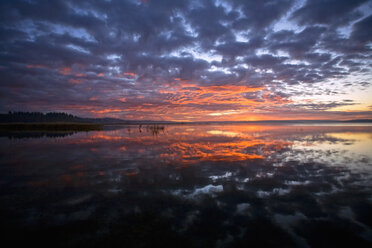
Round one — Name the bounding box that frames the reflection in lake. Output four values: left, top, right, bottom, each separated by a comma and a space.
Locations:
0, 131, 76, 139
0, 124, 371, 247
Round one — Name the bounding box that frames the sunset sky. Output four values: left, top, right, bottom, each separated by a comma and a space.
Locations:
0, 0, 372, 121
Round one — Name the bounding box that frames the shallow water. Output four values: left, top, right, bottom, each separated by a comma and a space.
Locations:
1, 124, 372, 247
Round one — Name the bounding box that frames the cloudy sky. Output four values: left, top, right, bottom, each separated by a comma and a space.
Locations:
0, 0, 372, 121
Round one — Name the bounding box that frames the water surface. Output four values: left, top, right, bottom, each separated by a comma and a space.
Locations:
1, 124, 372, 247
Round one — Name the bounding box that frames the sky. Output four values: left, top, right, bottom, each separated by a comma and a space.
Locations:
0, 0, 372, 121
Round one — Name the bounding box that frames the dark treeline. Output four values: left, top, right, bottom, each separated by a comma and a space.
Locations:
0, 111, 83, 123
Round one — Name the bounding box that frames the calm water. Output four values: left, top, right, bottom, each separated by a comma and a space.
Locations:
1, 124, 372, 247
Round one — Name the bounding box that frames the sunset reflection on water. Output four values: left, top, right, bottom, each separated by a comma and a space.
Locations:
0, 124, 371, 247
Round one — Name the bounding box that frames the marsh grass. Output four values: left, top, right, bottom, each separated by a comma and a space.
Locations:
0, 122, 103, 131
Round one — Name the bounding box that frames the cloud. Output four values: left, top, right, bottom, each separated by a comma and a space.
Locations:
0, 0, 371, 120
290, 0, 367, 26
350, 14, 372, 43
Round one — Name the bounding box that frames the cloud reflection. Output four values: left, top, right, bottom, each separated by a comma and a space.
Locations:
0, 124, 372, 247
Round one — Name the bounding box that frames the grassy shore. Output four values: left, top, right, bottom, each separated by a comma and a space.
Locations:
0, 122, 103, 131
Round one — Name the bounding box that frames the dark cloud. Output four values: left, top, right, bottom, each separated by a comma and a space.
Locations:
268, 26, 327, 59
290, 0, 368, 26
351, 14, 372, 43
228, 0, 295, 30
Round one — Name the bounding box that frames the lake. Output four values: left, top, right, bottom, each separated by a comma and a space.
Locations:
1, 124, 372, 247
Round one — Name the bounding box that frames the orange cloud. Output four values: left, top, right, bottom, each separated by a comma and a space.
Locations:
124, 72, 136, 77
91, 108, 122, 114
159, 83, 264, 108
59, 67, 71, 75
26, 64, 46, 69
122, 80, 298, 121
125, 172, 138, 176
68, 79, 83, 84
56, 78, 297, 121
